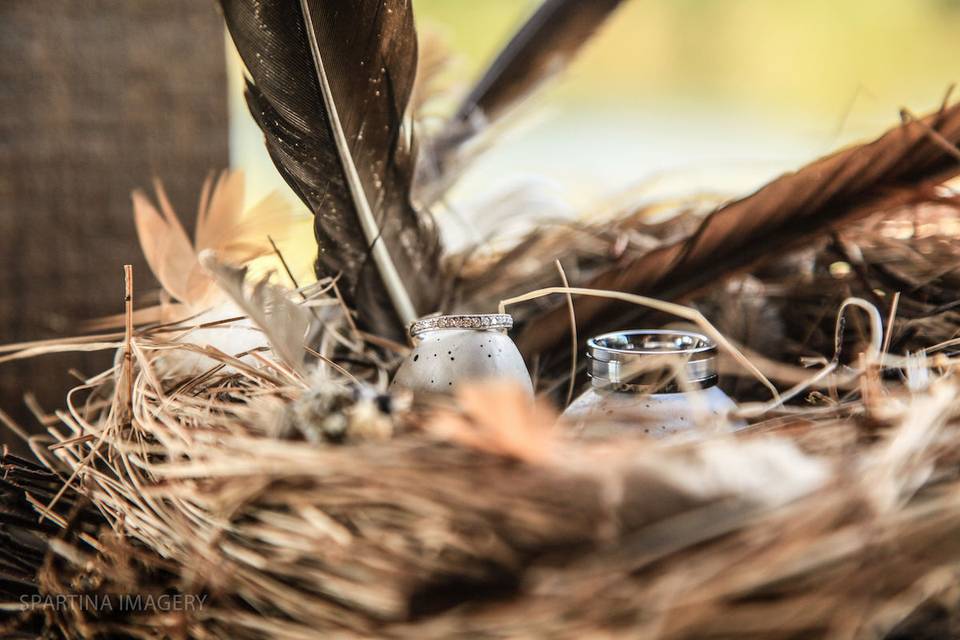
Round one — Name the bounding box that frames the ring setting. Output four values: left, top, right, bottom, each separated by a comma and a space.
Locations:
409, 314, 513, 338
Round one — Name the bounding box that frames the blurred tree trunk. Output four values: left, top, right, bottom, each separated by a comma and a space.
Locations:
0, 2, 229, 450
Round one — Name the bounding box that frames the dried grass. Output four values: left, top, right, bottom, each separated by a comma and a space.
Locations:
2, 192, 960, 640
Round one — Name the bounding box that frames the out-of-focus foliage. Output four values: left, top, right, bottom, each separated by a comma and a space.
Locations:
419, 0, 960, 120
230, 1, 960, 271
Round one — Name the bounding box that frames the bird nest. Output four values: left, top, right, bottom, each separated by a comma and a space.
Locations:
2, 191, 960, 639
7, 0, 960, 635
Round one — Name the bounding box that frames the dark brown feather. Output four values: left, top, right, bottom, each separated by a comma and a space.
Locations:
517, 102, 960, 362
221, 0, 443, 340
453, 0, 625, 127
415, 0, 625, 204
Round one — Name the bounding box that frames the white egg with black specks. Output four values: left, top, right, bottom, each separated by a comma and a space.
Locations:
391, 315, 533, 396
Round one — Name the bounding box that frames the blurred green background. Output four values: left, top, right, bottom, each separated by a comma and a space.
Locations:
230, 0, 960, 269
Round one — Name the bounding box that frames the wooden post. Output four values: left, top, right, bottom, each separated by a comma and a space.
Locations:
0, 2, 229, 446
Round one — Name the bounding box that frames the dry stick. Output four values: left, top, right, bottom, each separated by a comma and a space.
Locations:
882, 292, 902, 358
39, 423, 112, 525
317, 276, 405, 366
0, 342, 122, 366
326, 278, 409, 361
941, 83, 957, 111
734, 362, 840, 419
357, 330, 409, 355
834, 297, 883, 362
24, 493, 68, 528
153, 314, 246, 334
269, 234, 326, 326
124, 264, 135, 415
499, 286, 780, 401
268, 236, 406, 364
741, 297, 886, 418
268, 235, 305, 294
305, 346, 360, 385
555, 260, 578, 407
249, 351, 305, 387
721, 346, 857, 389
312, 283, 391, 357
331, 280, 361, 340
900, 108, 960, 162
48, 434, 96, 451
39, 266, 137, 523
0, 331, 126, 354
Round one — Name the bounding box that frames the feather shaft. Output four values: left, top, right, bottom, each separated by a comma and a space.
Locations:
298, 0, 416, 327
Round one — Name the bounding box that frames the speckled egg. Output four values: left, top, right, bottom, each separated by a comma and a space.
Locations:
563, 385, 741, 438
391, 326, 533, 395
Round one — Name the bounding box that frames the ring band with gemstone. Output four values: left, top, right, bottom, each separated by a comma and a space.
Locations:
409, 314, 513, 338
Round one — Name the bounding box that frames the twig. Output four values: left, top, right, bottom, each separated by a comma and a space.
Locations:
555, 260, 578, 408
0, 331, 126, 355
268, 235, 303, 292
305, 346, 361, 384
833, 297, 883, 364
269, 234, 323, 322
124, 264, 135, 416
357, 331, 409, 355
882, 292, 901, 358
332, 280, 361, 341
900, 108, 960, 163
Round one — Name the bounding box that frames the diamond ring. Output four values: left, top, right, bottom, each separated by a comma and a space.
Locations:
409, 314, 513, 338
